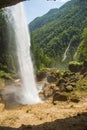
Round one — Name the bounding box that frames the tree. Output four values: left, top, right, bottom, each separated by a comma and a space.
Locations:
76, 28, 87, 61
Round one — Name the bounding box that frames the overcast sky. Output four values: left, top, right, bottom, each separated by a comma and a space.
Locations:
24, 0, 70, 23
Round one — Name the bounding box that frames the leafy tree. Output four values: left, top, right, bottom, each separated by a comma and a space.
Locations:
76, 28, 87, 61
30, 0, 87, 70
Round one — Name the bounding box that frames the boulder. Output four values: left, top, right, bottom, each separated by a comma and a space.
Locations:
43, 84, 58, 97
36, 71, 47, 81
47, 70, 60, 83
65, 85, 73, 92
69, 61, 83, 73
59, 83, 66, 92
47, 75, 56, 83
53, 92, 68, 104
39, 84, 59, 99
56, 78, 66, 86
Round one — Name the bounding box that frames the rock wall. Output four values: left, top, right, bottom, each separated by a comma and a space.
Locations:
0, 0, 27, 8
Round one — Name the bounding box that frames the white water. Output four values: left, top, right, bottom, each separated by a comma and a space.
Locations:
11, 3, 41, 104
62, 39, 72, 62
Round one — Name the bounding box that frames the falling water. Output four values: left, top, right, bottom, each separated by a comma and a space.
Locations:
5, 3, 41, 105
62, 38, 72, 62
2, 3, 41, 107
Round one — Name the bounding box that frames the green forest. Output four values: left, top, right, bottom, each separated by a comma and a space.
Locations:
0, 0, 87, 77
30, 0, 87, 71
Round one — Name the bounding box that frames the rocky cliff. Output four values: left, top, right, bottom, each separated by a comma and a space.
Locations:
0, 0, 27, 8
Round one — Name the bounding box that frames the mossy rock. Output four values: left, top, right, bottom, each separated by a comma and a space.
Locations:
69, 61, 83, 72
36, 70, 47, 81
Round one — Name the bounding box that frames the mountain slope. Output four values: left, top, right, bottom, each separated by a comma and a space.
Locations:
29, 0, 87, 70
29, 0, 71, 32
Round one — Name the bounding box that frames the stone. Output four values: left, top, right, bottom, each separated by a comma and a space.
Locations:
36, 71, 47, 81
53, 92, 68, 104
59, 83, 66, 92
56, 78, 66, 86
43, 84, 56, 97
47, 75, 56, 83
66, 85, 73, 92
70, 97, 80, 103
40, 83, 59, 99
69, 61, 83, 73
70, 94, 80, 103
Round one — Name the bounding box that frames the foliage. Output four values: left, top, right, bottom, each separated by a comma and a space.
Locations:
0, 9, 18, 75
31, 44, 55, 71
75, 28, 87, 61
0, 70, 12, 80
74, 77, 87, 92
30, 0, 87, 70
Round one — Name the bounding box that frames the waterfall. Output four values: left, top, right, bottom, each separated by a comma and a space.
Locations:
1, 3, 41, 105
12, 3, 41, 104
62, 39, 72, 62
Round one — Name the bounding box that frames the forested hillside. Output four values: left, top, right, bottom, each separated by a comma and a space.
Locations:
30, 0, 87, 70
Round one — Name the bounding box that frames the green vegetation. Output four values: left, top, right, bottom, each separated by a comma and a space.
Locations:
30, 0, 87, 70
31, 44, 55, 71
0, 9, 18, 76
0, 70, 12, 80
75, 28, 87, 61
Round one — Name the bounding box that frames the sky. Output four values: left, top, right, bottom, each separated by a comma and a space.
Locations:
24, 0, 70, 23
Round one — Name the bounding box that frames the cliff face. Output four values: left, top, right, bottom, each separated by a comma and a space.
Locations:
0, 0, 27, 8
